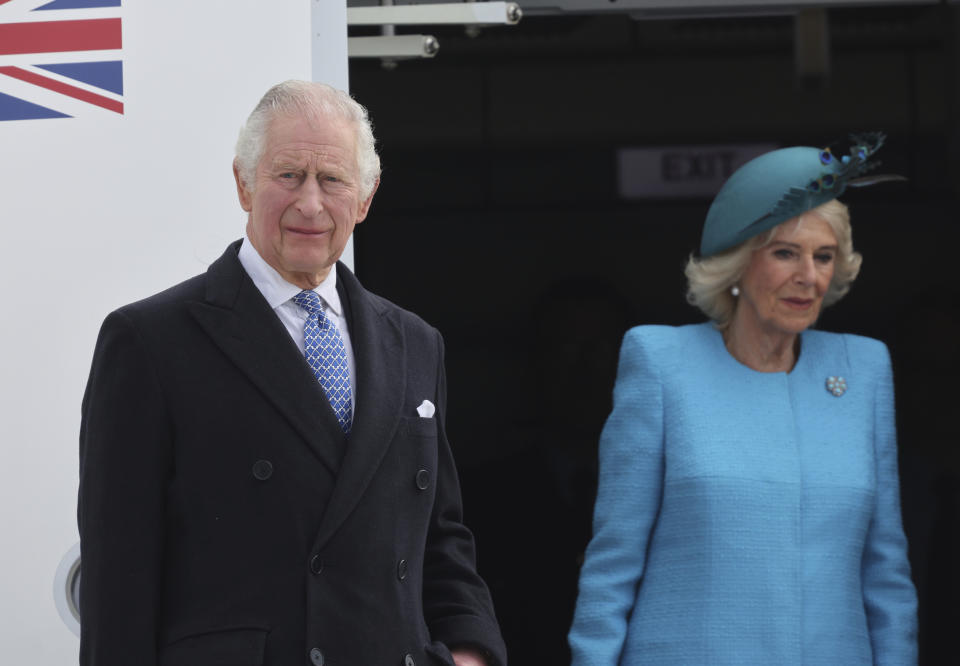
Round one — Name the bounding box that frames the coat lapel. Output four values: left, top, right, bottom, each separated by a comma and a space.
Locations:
187, 242, 347, 475
311, 263, 406, 551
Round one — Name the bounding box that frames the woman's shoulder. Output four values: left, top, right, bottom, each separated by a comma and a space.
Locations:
619, 322, 717, 370
802, 330, 893, 386
623, 321, 717, 348
804, 329, 891, 362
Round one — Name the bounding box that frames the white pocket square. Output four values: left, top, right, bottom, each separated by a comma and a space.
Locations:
416, 399, 435, 418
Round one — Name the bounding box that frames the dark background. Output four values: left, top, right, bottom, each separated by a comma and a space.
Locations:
349, 4, 960, 663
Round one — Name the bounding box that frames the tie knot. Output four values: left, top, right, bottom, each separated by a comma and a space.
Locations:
292, 290, 324, 317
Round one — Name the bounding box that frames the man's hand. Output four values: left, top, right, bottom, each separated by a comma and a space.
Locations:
451, 647, 488, 666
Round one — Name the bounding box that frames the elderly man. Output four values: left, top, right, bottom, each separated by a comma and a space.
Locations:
78, 80, 506, 666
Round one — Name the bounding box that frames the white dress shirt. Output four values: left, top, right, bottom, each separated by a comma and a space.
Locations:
237, 235, 357, 408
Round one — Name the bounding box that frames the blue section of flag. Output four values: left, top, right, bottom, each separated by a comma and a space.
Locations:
0, 90, 70, 120
34, 0, 121, 10
37, 61, 123, 94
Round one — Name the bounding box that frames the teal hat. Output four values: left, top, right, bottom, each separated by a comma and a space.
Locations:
700, 133, 894, 257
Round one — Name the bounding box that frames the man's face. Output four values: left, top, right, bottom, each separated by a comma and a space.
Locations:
235, 112, 377, 288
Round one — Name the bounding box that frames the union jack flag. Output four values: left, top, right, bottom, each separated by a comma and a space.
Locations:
0, 0, 122, 121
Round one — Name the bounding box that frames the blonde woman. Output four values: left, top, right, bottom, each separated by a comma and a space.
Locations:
569, 137, 917, 665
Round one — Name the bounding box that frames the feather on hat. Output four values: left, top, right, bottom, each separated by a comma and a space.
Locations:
700, 133, 903, 257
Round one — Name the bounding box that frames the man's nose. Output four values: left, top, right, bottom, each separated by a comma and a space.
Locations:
296, 176, 324, 217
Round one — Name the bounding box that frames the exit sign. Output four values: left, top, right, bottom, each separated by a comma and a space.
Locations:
617, 144, 778, 199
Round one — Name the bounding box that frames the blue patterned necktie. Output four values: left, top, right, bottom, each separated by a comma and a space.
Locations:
292, 290, 353, 434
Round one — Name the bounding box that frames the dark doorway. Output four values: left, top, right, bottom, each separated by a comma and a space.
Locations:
351, 6, 960, 663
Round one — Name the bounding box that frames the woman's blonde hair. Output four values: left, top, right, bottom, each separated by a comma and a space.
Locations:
685, 199, 862, 329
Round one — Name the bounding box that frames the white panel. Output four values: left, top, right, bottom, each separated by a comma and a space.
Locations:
313, 0, 348, 92
0, 1, 316, 662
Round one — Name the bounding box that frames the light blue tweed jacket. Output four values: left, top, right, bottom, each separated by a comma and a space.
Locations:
569, 323, 917, 665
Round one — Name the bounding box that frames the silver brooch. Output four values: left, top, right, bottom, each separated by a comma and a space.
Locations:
826, 376, 847, 397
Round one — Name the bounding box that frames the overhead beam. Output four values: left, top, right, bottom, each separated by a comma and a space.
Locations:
513, 0, 939, 18
347, 2, 522, 26
348, 34, 439, 58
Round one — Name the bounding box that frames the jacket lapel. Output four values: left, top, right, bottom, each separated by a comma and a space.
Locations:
187, 242, 347, 475
311, 262, 406, 551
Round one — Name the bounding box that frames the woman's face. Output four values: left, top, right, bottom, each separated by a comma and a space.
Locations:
735, 214, 838, 339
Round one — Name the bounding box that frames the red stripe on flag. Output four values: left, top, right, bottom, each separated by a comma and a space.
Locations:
0, 0, 15, 5
0, 19, 122, 56
0, 66, 123, 114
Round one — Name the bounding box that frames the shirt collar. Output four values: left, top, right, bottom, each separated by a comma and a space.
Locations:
238, 234, 342, 316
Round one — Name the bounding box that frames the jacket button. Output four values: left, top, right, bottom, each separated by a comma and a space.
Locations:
310, 555, 324, 575
397, 559, 408, 581
309, 648, 324, 666
415, 468, 430, 490
252, 459, 273, 481
403, 654, 415, 666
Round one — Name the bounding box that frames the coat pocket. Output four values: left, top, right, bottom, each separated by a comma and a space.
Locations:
398, 415, 438, 439
159, 626, 269, 666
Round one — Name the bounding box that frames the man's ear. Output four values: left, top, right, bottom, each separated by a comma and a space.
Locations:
233, 159, 253, 212
355, 177, 380, 225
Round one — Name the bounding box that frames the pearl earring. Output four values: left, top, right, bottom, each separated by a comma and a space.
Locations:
731, 285, 740, 297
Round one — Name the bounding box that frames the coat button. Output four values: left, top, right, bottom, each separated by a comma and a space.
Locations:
397, 559, 408, 581
252, 459, 273, 481
403, 654, 415, 666
310, 555, 324, 575
309, 648, 324, 666
415, 468, 430, 490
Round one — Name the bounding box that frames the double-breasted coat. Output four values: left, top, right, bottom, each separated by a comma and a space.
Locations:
78, 241, 506, 666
